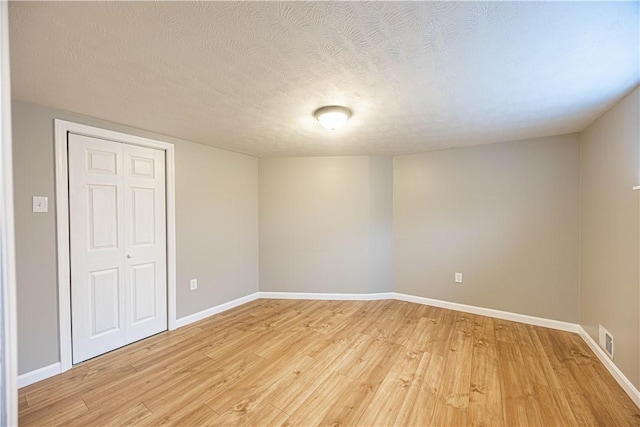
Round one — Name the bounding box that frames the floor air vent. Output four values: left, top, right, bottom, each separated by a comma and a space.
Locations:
598, 324, 614, 360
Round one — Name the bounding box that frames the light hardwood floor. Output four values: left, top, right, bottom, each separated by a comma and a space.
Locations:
19, 299, 640, 426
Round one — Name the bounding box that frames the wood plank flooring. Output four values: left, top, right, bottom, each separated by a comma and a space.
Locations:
19, 299, 640, 426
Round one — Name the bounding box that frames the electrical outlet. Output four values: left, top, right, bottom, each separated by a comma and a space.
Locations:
454, 272, 463, 283
190, 278, 197, 291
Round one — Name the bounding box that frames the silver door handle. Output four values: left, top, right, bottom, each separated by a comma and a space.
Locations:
126, 254, 132, 259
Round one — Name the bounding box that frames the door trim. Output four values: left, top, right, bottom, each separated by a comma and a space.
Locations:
54, 120, 177, 372
0, 1, 18, 423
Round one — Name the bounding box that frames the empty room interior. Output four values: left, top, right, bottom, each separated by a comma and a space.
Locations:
4, 1, 640, 426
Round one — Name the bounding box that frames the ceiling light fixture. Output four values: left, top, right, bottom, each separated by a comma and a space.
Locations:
313, 105, 352, 131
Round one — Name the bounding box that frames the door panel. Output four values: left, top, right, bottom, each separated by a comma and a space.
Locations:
124, 143, 166, 343
86, 149, 118, 175
69, 133, 167, 363
69, 134, 126, 364
131, 262, 156, 324
131, 187, 155, 246
87, 185, 119, 250
89, 268, 121, 336
130, 156, 155, 178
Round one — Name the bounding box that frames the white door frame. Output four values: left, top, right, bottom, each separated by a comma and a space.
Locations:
54, 120, 177, 372
0, 0, 18, 424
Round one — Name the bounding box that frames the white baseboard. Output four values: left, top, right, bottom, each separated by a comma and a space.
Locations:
392, 292, 579, 333
258, 291, 394, 301
175, 292, 260, 328
258, 291, 575, 332
578, 326, 640, 408
18, 362, 61, 389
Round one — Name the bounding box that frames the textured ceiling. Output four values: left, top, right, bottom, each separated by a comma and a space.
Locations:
9, 1, 640, 157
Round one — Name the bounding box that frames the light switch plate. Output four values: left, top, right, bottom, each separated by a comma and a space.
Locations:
32, 196, 48, 213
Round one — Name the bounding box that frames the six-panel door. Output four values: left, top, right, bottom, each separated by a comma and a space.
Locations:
69, 133, 167, 364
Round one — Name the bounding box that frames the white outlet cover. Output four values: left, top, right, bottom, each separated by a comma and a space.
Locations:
454, 273, 463, 283
32, 196, 48, 213
190, 279, 197, 290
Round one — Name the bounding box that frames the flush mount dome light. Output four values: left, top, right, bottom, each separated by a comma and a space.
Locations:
313, 105, 352, 131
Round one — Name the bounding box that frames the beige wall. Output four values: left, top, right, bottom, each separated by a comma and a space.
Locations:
580, 86, 640, 389
12, 101, 259, 374
393, 134, 581, 322
175, 139, 259, 318
259, 156, 392, 294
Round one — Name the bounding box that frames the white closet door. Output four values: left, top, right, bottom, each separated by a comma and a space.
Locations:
69, 133, 166, 364
123, 143, 166, 343
69, 134, 127, 363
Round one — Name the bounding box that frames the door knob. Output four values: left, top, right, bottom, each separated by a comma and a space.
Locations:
126, 254, 132, 259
